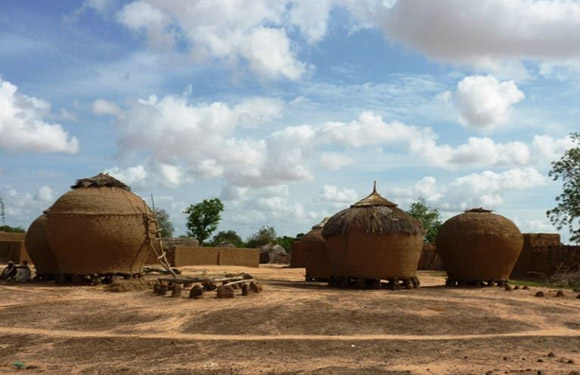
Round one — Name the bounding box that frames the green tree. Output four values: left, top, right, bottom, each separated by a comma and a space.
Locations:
154, 208, 175, 238
246, 225, 277, 248
407, 197, 442, 243
210, 230, 244, 247
276, 235, 295, 254
547, 132, 580, 243
183, 198, 224, 245
0, 225, 25, 233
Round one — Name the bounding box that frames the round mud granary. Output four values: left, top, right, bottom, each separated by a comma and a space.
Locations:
436, 208, 523, 286
25, 214, 58, 278
321, 183, 424, 289
46, 173, 157, 276
301, 218, 330, 282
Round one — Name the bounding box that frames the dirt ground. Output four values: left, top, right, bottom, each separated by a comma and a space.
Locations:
0, 265, 578, 375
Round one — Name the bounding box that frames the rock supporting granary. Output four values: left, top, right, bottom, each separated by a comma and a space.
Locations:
46, 173, 157, 276
322, 183, 424, 289
300, 218, 330, 281
436, 208, 523, 286
25, 215, 57, 278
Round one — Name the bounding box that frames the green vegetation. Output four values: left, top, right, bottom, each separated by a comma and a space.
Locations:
154, 208, 175, 238
546, 132, 580, 243
245, 225, 277, 248
184, 198, 224, 245
211, 230, 244, 248
407, 197, 442, 243
0, 225, 25, 233
276, 235, 295, 253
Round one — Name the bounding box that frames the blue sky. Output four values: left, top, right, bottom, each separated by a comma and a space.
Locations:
1, 0, 579, 242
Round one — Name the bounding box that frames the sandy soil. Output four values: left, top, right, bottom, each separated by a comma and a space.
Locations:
0, 265, 578, 375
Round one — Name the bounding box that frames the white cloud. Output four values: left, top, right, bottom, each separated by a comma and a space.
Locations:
221, 183, 320, 225
447, 168, 548, 209
532, 134, 574, 165
233, 97, 284, 128
110, 89, 573, 189
318, 185, 358, 203
316, 111, 541, 169
1, 185, 58, 226
372, 0, 580, 74
115, 0, 315, 80
35, 185, 54, 203
319, 152, 354, 170
105, 165, 149, 187
92, 99, 122, 116
455, 75, 524, 131
386, 168, 548, 212
289, 0, 333, 44
105, 162, 195, 189
0, 79, 79, 153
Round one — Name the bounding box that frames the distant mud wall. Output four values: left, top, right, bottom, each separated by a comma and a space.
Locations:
0, 241, 31, 264
217, 247, 259, 268
173, 246, 219, 266
145, 237, 200, 265
511, 233, 580, 279
417, 243, 444, 271
0, 232, 26, 242
148, 244, 259, 268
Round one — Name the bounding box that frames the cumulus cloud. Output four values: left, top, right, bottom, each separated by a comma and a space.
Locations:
1, 185, 58, 227
115, 0, 316, 80
108, 88, 572, 189
220, 183, 320, 225
92, 99, 122, 116
455, 75, 524, 131
316, 111, 555, 169
386, 168, 548, 211
105, 162, 194, 189
373, 0, 580, 74
111, 94, 318, 187
318, 185, 358, 204
0, 79, 79, 154
319, 152, 354, 170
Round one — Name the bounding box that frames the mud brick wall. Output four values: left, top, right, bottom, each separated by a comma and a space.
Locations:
417, 243, 445, 271
0, 232, 26, 241
217, 247, 259, 267
144, 237, 200, 265
169, 246, 259, 267
511, 233, 580, 279
0, 241, 31, 264
173, 246, 219, 266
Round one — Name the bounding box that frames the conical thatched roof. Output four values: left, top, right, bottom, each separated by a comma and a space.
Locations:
71, 173, 130, 191
321, 182, 423, 238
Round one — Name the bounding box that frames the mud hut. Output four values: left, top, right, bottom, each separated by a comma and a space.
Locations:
46, 173, 157, 276
436, 208, 523, 286
300, 218, 330, 281
25, 214, 57, 279
322, 183, 424, 289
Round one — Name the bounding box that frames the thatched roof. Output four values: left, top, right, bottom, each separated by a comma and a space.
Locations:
465, 208, 492, 213
321, 183, 423, 238
71, 173, 131, 191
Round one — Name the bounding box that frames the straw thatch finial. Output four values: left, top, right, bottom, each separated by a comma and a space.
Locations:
372, 180, 377, 194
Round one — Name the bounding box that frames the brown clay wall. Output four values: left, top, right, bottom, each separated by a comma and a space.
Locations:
0, 232, 26, 241
0, 241, 31, 264
511, 233, 580, 279
218, 248, 259, 267
172, 246, 219, 266
417, 243, 445, 271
